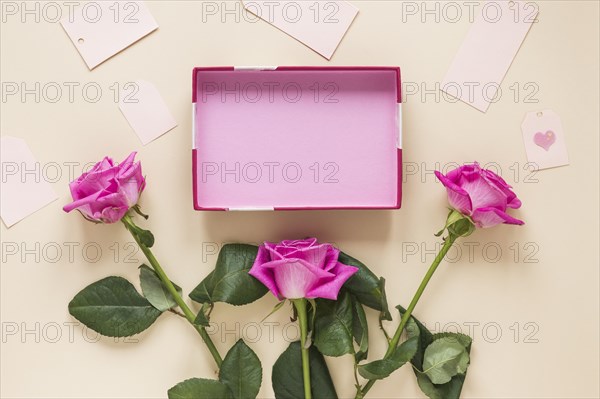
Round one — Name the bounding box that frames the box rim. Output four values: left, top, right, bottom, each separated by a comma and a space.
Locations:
192, 66, 402, 211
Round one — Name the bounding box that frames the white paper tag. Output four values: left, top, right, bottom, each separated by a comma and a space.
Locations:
442, 0, 537, 112
521, 110, 569, 170
61, 1, 158, 69
241, 0, 358, 59
119, 80, 177, 145
0, 136, 58, 227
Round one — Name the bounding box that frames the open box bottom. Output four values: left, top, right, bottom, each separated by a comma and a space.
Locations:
193, 69, 401, 210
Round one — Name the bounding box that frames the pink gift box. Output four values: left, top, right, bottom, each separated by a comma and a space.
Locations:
192, 66, 402, 211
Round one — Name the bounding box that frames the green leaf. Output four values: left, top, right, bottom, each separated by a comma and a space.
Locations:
357, 336, 418, 380
398, 308, 431, 371
193, 310, 210, 327
262, 300, 287, 323
436, 209, 475, 238
448, 218, 475, 238
435, 209, 463, 237
397, 305, 473, 399
139, 264, 182, 312
189, 270, 215, 304
272, 341, 338, 399
68, 276, 162, 337
131, 204, 149, 220
377, 277, 392, 321
338, 251, 391, 320
431, 332, 472, 349
138, 229, 155, 247
128, 223, 155, 247
415, 373, 464, 399
422, 340, 469, 384
219, 340, 262, 399
350, 295, 369, 362
314, 291, 354, 357
190, 244, 268, 306
167, 378, 232, 399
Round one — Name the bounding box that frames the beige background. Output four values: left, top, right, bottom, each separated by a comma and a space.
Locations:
1, 1, 599, 398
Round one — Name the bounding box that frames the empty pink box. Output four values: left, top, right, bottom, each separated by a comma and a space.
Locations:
192, 66, 402, 211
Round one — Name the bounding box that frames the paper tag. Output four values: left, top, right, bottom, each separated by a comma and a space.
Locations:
119, 80, 177, 145
442, 0, 537, 112
241, 0, 358, 59
521, 110, 569, 170
0, 137, 58, 227
61, 1, 158, 69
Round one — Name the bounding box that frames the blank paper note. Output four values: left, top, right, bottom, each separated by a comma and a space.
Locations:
442, 0, 538, 112
1, 137, 58, 227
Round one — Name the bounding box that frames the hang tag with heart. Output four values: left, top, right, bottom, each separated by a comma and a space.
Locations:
521, 109, 569, 170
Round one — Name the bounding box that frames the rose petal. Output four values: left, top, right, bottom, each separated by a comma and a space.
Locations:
274, 245, 301, 257
263, 242, 284, 261
118, 167, 144, 207
263, 242, 277, 250
71, 157, 113, 188
280, 238, 318, 248
445, 163, 478, 184
69, 166, 120, 200
323, 246, 340, 272
89, 157, 114, 176
435, 171, 473, 214
63, 191, 103, 213
482, 170, 522, 209
113, 153, 145, 207
471, 206, 524, 228
118, 152, 137, 173
506, 197, 522, 209
306, 262, 359, 300
100, 205, 129, 224
267, 259, 331, 299
64, 189, 126, 221
248, 246, 281, 298
251, 240, 354, 300
285, 244, 336, 269
263, 258, 332, 278
276, 238, 318, 254
460, 172, 507, 211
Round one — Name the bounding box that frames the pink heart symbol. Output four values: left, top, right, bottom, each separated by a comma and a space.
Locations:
534, 130, 555, 151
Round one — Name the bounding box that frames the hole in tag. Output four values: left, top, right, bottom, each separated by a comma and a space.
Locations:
537, 111, 543, 117
78, 38, 84, 44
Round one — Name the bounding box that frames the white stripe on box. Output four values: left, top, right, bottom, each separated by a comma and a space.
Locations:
229, 206, 275, 211
234, 66, 278, 71
397, 103, 403, 149
192, 102, 197, 149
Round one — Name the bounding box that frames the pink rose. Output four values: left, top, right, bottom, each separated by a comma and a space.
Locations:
249, 238, 359, 300
435, 163, 524, 228
63, 152, 146, 223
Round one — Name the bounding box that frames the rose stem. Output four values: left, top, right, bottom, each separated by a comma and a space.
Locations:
357, 235, 457, 398
122, 214, 223, 367
292, 299, 312, 399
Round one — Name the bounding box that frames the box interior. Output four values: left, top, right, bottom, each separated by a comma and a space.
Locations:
193, 69, 399, 209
